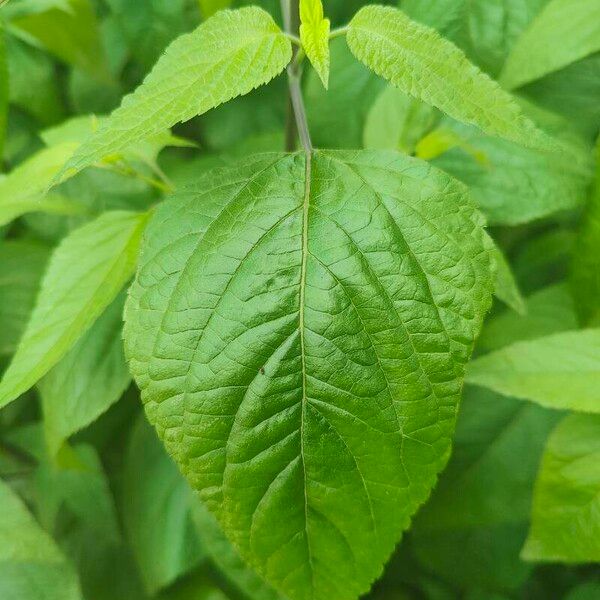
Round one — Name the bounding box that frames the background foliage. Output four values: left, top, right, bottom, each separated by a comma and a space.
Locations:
0, 0, 599, 599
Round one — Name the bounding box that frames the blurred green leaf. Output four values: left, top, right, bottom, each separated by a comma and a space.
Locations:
479, 284, 578, 352
0, 476, 83, 599
501, 0, 600, 90
12, 0, 110, 79
523, 414, 600, 562
39, 292, 131, 458
571, 137, 600, 325
0, 240, 50, 355
468, 329, 600, 413
306, 37, 384, 148
411, 387, 560, 593
432, 121, 593, 225
123, 416, 205, 595
363, 85, 438, 154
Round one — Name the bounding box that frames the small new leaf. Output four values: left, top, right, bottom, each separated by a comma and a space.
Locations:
299, 0, 330, 88
58, 7, 292, 181
347, 6, 552, 150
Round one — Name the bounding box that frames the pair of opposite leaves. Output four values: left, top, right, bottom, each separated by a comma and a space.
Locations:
60, 4, 547, 600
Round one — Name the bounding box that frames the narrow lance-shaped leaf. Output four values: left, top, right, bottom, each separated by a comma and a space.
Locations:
0, 210, 148, 409
124, 150, 493, 600
299, 0, 330, 89
58, 7, 292, 182
501, 0, 600, 90
467, 329, 600, 413
522, 414, 600, 563
346, 5, 552, 150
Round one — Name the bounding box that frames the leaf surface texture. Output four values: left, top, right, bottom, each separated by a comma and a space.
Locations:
124, 150, 493, 600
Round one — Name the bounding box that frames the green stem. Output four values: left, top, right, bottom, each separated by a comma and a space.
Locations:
329, 25, 349, 40
281, 0, 312, 154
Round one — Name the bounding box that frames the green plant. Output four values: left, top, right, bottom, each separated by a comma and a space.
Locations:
0, 0, 599, 599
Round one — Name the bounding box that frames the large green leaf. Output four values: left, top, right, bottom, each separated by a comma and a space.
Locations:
346, 6, 551, 150
39, 293, 131, 457
522, 414, 600, 562
59, 7, 291, 181
123, 415, 205, 595
124, 150, 493, 600
0, 240, 50, 355
467, 329, 600, 413
0, 477, 83, 600
411, 387, 560, 593
12, 0, 110, 80
500, 0, 600, 90
0, 210, 148, 409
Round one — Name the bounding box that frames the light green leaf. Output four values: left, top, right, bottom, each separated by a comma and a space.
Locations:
490, 243, 526, 315
412, 387, 560, 592
522, 414, 600, 562
501, 0, 600, 90
12, 0, 110, 79
347, 5, 552, 150
479, 283, 578, 352
124, 150, 493, 600
39, 293, 131, 457
431, 121, 593, 225
467, 329, 600, 413
571, 137, 600, 326
565, 583, 600, 600
0, 21, 7, 161
198, 0, 232, 18
192, 501, 282, 600
0, 477, 83, 600
59, 7, 292, 182
0, 210, 148, 409
124, 416, 205, 595
363, 85, 438, 154
0, 142, 83, 227
0, 240, 50, 355
300, 0, 330, 88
